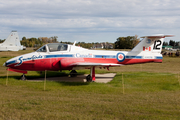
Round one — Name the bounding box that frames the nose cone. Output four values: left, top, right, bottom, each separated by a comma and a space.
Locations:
4, 58, 18, 67
4, 52, 38, 68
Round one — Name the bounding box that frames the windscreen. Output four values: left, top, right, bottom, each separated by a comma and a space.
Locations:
36, 45, 47, 52
47, 43, 68, 52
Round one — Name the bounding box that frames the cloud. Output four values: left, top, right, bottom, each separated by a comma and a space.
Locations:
0, 0, 179, 42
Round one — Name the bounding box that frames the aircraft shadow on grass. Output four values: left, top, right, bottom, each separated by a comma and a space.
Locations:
0, 71, 90, 86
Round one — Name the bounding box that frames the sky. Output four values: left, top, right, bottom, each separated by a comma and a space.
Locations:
0, 0, 179, 43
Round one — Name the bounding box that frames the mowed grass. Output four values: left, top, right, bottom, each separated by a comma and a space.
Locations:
0, 49, 180, 119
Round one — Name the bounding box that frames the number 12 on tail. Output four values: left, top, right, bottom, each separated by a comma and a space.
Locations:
153, 40, 162, 50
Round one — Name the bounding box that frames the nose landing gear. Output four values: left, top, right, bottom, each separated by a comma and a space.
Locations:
20, 74, 27, 80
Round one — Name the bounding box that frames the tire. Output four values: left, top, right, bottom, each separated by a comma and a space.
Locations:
20, 74, 27, 80
70, 70, 77, 77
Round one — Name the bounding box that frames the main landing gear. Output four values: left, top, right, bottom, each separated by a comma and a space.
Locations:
70, 70, 78, 77
86, 66, 96, 82
86, 74, 92, 82
20, 73, 27, 80
70, 67, 96, 82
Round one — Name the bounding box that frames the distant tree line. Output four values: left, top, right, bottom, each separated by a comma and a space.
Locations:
60, 41, 112, 49
21, 37, 113, 49
114, 35, 140, 49
21, 37, 108, 49
21, 36, 58, 47
5, 35, 180, 50
163, 40, 179, 47
60, 41, 93, 48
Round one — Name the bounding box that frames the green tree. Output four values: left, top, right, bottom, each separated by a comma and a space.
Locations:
22, 36, 26, 41
175, 42, 179, 46
115, 36, 138, 49
169, 40, 175, 46
0, 39, 5, 43
163, 42, 168, 46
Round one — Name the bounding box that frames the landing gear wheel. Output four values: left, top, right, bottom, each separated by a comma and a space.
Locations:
86, 74, 92, 82
20, 74, 27, 80
70, 70, 77, 77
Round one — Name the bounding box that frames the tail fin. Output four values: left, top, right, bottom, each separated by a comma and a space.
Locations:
2, 31, 21, 46
131, 34, 173, 53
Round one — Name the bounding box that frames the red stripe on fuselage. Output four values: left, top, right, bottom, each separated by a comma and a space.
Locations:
7, 57, 162, 71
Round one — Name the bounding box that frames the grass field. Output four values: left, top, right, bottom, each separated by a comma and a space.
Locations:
0, 49, 180, 119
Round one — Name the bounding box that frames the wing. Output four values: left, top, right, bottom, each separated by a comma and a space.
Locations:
70, 62, 122, 68
59, 58, 122, 69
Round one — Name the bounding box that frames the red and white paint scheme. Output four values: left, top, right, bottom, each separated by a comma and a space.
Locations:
4, 34, 173, 82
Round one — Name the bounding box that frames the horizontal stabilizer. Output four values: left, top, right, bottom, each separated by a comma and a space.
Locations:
141, 35, 174, 38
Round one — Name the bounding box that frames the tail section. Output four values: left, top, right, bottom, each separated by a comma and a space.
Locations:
127, 34, 173, 63
0, 31, 26, 51
2, 30, 21, 46
131, 34, 173, 53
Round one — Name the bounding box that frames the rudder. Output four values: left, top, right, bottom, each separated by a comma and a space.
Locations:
131, 34, 173, 53
2, 30, 21, 46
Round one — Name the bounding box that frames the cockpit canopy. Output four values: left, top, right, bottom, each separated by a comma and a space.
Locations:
36, 43, 68, 52
36, 46, 47, 52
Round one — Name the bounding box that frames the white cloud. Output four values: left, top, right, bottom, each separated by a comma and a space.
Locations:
0, 0, 179, 42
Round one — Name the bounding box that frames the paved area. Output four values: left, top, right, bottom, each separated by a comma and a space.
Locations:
29, 73, 116, 83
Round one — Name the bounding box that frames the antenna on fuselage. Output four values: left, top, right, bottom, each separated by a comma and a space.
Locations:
73, 41, 76, 46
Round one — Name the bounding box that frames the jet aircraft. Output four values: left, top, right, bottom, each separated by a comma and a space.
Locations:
4, 34, 173, 82
0, 31, 26, 51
